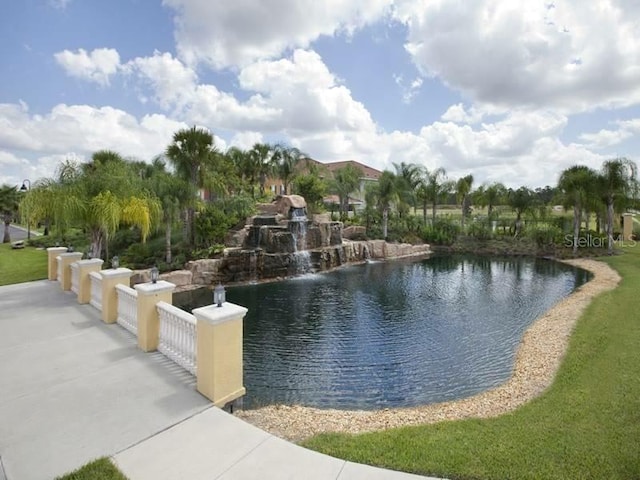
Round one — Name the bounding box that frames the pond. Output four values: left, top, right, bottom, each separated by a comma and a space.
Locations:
175, 255, 591, 410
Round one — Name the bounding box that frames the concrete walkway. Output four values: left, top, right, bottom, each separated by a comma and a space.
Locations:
0, 280, 441, 480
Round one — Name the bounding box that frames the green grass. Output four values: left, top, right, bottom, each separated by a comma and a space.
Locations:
303, 246, 640, 479
0, 242, 47, 285
55, 458, 128, 480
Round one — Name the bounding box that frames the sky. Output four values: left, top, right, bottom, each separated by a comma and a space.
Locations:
1, 0, 639, 190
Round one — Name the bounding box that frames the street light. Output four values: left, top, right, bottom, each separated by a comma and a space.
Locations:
19, 179, 31, 240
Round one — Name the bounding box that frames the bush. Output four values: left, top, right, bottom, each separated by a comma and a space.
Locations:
527, 224, 564, 247
420, 219, 460, 245
466, 221, 493, 240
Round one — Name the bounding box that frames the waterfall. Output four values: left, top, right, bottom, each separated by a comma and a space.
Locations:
290, 217, 312, 274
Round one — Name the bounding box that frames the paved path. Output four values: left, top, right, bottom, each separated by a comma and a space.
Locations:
0, 280, 441, 480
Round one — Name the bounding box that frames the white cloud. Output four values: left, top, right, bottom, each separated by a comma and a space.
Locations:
393, 74, 423, 104
393, 0, 640, 112
0, 101, 189, 184
54, 48, 121, 86
578, 118, 640, 149
229, 131, 264, 150
163, 0, 391, 68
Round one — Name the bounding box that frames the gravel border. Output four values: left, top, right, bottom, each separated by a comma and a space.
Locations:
236, 258, 620, 442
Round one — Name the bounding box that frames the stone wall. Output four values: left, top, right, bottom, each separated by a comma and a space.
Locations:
181, 241, 431, 287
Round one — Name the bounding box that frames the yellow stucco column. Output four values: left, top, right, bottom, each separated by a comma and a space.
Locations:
100, 268, 133, 324
622, 213, 635, 242
193, 302, 248, 408
46, 247, 68, 281
58, 252, 83, 291
75, 258, 104, 304
134, 281, 175, 352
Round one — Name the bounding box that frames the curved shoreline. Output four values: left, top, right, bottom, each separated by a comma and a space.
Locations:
236, 258, 621, 442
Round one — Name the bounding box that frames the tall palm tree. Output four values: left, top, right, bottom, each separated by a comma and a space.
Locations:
393, 162, 421, 216
558, 165, 598, 254
598, 157, 638, 254
419, 167, 452, 224
249, 143, 276, 196
166, 126, 218, 246
0, 185, 21, 243
456, 174, 474, 229
332, 164, 363, 220
373, 171, 398, 239
507, 187, 534, 237
148, 158, 195, 263
273, 144, 304, 195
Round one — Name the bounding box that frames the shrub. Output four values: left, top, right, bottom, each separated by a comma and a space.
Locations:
466, 221, 493, 240
420, 219, 460, 245
527, 224, 564, 247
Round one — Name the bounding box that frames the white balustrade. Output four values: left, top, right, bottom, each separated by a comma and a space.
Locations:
89, 271, 103, 311
157, 301, 197, 375
116, 284, 138, 336
70, 263, 79, 294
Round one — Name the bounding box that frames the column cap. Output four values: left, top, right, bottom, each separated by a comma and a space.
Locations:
101, 267, 133, 279
76, 258, 104, 266
193, 302, 248, 326
59, 252, 83, 259
134, 280, 175, 295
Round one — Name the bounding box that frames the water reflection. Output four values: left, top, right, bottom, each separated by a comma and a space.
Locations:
176, 255, 591, 410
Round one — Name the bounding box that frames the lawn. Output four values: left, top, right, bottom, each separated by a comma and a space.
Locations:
55, 458, 128, 480
303, 247, 640, 479
0, 242, 48, 285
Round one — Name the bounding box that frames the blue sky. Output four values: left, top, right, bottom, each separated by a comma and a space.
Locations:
2, 0, 639, 189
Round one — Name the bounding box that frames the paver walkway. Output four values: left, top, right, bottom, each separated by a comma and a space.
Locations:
0, 280, 441, 480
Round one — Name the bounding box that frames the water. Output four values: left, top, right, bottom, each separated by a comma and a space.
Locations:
176, 255, 591, 410
290, 218, 312, 274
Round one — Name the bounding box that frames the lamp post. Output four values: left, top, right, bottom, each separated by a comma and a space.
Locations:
19, 179, 31, 240
213, 283, 226, 307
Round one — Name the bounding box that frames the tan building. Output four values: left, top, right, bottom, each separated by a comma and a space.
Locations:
266, 158, 382, 212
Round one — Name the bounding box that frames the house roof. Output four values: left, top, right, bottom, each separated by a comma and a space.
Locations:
299, 158, 382, 180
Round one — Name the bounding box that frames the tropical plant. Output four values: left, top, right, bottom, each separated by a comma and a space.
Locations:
273, 144, 305, 195
558, 165, 598, 254
292, 173, 327, 213
249, 143, 276, 197
166, 126, 219, 246
417, 167, 453, 224
148, 157, 195, 263
370, 171, 398, 239
474, 182, 506, 218
393, 162, 421, 216
331, 164, 363, 220
598, 157, 638, 254
507, 186, 535, 236
456, 174, 474, 229
0, 184, 20, 243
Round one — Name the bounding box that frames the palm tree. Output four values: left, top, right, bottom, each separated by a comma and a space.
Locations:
166, 126, 218, 246
148, 158, 195, 263
331, 164, 363, 220
598, 158, 638, 254
558, 165, 598, 254
419, 167, 452, 224
373, 171, 398, 239
0, 185, 20, 243
273, 144, 304, 195
393, 162, 421, 216
249, 143, 276, 196
507, 187, 535, 236
456, 174, 474, 229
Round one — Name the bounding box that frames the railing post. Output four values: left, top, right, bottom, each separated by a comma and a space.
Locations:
192, 302, 247, 408
58, 252, 83, 291
100, 268, 133, 324
75, 259, 104, 304
134, 281, 175, 352
46, 247, 68, 281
